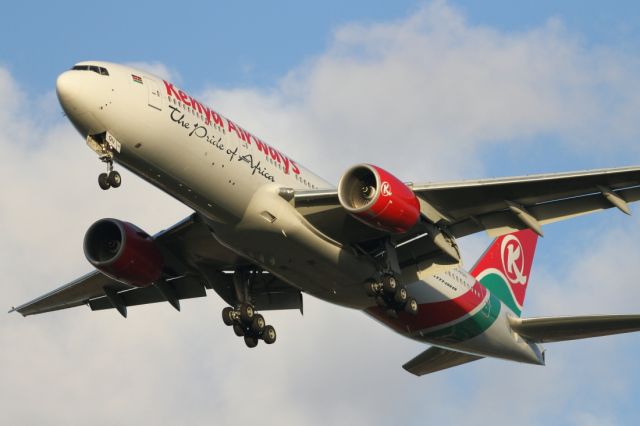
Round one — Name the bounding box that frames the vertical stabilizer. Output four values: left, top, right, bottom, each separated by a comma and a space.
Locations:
471, 229, 539, 316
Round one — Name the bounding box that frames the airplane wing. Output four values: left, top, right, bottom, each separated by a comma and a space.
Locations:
12, 214, 302, 317
294, 166, 640, 246
509, 315, 640, 343
402, 346, 483, 376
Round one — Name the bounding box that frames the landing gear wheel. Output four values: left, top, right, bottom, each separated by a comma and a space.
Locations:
262, 325, 276, 344
244, 335, 259, 348
405, 298, 419, 315
108, 170, 121, 188
98, 173, 110, 190
239, 303, 254, 323
382, 275, 398, 294
251, 314, 265, 334
233, 324, 245, 337
222, 307, 234, 326
364, 281, 378, 297
394, 287, 408, 304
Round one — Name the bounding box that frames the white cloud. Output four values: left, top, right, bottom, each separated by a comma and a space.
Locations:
202, 1, 640, 183
3, 2, 640, 425
126, 61, 181, 83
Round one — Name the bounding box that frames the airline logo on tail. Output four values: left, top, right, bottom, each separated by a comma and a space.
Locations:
471, 229, 539, 317
501, 235, 528, 285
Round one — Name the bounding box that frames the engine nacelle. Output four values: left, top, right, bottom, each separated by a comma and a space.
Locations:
83, 219, 164, 287
338, 164, 421, 233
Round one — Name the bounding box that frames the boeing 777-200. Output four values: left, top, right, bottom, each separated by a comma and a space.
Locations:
12, 61, 640, 376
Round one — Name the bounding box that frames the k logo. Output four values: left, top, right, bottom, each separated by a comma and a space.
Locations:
381, 181, 392, 197
500, 235, 527, 285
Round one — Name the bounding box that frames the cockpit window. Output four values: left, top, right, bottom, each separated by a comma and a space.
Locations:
72, 65, 109, 76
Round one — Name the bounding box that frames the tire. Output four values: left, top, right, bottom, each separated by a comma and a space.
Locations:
364, 281, 378, 297
394, 287, 408, 304
375, 295, 387, 308
233, 324, 245, 337
382, 275, 398, 294
98, 173, 110, 190
250, 314, 265, 333
262, 325, 276, 344
222, 307, 234, 326
405, 298, 419, 315
239, 303, 254, 323
108, 171, 121, 188
244, 335, 259, 348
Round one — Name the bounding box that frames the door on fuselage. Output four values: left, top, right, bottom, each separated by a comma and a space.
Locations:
144, 77, 162, 111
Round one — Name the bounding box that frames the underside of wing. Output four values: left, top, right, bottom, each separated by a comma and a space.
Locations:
402, 346, 483, 376
13, 214, 302, 317
509, 315, 640, 343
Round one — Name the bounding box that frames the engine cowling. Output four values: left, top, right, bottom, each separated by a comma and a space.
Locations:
338, 164, 421, 233
83, 219, 164, 287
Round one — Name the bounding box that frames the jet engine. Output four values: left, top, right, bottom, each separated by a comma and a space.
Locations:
338, 164, 421, 233
83, 219, 164, 287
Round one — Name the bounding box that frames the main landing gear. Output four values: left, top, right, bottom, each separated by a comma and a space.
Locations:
221, 303, 277, 348
365, 274, 418, 317
98, 157, 121, 190
365, 238, 419, 317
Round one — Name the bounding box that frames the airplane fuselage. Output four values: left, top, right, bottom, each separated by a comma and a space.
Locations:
56, 61, 544, 366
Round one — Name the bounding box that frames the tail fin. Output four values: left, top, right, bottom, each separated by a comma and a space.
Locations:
471, 229, 539, 317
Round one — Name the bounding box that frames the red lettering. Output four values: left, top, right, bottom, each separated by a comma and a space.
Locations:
201, 105, 212, 124
268, 147, 280, 161
190, 97, 204, 114
253, 137, 270, 155
281, 155, 291, 174
227, 120, 243, 139
178, 90, 191, 106
238, 127, 253, 144
163, 80, 180, 98
291, 160, 300, 175
211, 111, 223, 127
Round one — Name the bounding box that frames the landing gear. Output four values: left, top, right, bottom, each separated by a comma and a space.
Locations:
222, 303, 277, 347
365, 237, 419, 317
96, 143, 121, 190
98, 173, 110, 190
98, 170, 121, 190
108, 170, 121, 188
86, 133, 124, 190
365, 275, 419, 317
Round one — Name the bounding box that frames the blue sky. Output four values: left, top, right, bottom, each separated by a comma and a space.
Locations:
3, 1, 640, 94
3, 1, 640, 425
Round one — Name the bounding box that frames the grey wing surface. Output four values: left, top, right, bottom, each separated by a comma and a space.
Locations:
12, 214, 301, 317
294, 166, 640, 244
509, 315, 640, 343
403, 346, 483, 376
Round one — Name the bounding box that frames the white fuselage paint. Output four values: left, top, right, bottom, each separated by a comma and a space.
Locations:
57, 62, 543, 365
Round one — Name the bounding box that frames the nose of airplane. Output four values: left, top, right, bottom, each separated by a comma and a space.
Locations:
56, 71, 83, 113
56, 68, 108, 136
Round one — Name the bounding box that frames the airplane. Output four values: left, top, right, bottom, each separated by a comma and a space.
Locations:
11, 61, 640, 376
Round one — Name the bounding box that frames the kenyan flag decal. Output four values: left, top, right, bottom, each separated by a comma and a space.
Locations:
132, 74, 143, 84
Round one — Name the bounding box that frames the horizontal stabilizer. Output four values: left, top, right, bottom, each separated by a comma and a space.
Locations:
510, 315, 640, 343
403, 346, 483, 376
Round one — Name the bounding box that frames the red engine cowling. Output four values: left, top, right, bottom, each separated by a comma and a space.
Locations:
338, 164, 421, 233
83, 219, 164, 287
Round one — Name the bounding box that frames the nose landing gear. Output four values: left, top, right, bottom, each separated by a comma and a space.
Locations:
98, 157, 121, 190
222, 304, 277, 347
86, 133, 122, 190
